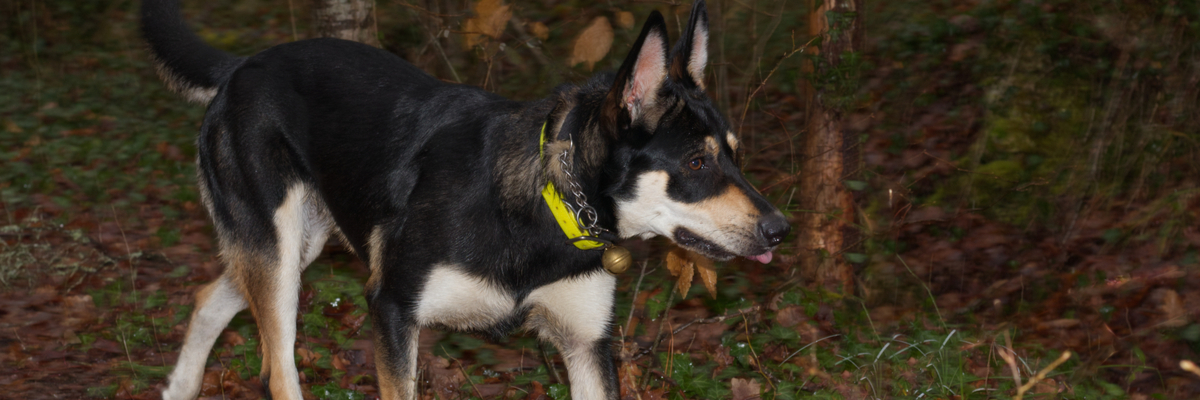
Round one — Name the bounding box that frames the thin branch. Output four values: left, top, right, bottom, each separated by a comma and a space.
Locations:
739, 0, 788, 131
508, 18, 551, 67
738, 35, 820, 134
429, 31, 462, 83
457, 363, 485, 398
741, 314, 778, 392
729, 0, 779, 16
539, 342, 564, 384
1014, 351, 1071, 400
624, 261, 651, 338
670, 305, 760, 337
396, 1, 464, 18
896, 254, 945, 328
781, 334, 840, 364
287, 0, 299, 41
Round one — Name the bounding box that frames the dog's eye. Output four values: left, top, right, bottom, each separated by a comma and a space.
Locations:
688, 157, 705, 170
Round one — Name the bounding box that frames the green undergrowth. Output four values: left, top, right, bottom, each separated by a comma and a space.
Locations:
869, 0, 1200, 247
604, 267, 1156, 400
0, 62, 202, 214
81, 279, 189, 397
76, 252, 1144, 399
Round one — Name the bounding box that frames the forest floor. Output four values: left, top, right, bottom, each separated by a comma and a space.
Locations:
2, 1, 1200, 399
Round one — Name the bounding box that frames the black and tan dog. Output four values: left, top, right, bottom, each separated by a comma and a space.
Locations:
143, 0, 789, 399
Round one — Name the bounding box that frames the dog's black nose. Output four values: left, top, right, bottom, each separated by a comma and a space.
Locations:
758, 214, 790, 246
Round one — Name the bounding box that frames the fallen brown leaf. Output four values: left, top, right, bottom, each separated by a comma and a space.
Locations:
463, 0, 512, 48
731, 377, 761, 400
615, 11, 635, 30
332, 352, 349, 371
529, 21, 549, 40
568, 16, 613, 70
1156, 288, 1187, 327
296, 347, 320, 368
4, 118, 22, 133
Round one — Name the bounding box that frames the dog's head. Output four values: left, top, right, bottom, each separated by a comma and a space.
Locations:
602, 0, 789, 263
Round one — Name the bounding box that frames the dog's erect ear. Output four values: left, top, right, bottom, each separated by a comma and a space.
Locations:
603, 11, 670, 133
670, 0, 709, 90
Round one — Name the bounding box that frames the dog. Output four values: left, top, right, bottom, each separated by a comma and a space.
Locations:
143, 0, 789, 399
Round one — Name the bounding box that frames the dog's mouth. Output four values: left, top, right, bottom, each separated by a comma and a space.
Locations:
672, 228, 774, 263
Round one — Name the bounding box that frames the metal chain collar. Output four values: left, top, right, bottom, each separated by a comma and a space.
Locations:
557, 141, 607, 236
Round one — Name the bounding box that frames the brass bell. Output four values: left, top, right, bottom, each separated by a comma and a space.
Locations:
601, 245, 632, 274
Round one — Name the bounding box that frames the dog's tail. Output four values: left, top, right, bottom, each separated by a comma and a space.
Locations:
141, 0, 243, 104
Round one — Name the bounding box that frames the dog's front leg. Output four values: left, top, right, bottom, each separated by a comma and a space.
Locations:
524, 270, 620, 400
367, 285, 421, 399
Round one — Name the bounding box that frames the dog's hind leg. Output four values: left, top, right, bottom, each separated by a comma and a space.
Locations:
524, 271, 620, 400
367, 296, 420, 399
162, 274, 247, 400
363, 228, 421, 400
242, 185, 331, 400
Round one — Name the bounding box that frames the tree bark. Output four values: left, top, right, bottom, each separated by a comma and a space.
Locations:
311, 0, 380, 47
799, 0, 863, 294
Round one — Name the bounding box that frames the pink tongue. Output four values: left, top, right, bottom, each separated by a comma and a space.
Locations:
748, 251, 773, 264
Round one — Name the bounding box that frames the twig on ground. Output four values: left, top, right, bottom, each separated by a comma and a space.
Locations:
539, 341, 564, 384
997, 331, 1070, 399
118, 322, 137, 380
112, 206, 138, 304
741, 314, 778, 392
1015, 351, 1071, 399
896, 254, 945, 328
644, 288, 677, 357
635, 299, 755, 361
440, 345, 487, 397
670, 305, 761, 337
150, 317, 166, 366
12, 328, 25, 350
457, 362, 485, 398
997, 331, 1022, 389
623, 261, 650, 342
781, 334, 839, 364
640, 287, 675, 391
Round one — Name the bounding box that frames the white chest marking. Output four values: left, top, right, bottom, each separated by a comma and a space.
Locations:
522, 270, 617, 344
522, 270, 617, 400
415, 265, 516, 330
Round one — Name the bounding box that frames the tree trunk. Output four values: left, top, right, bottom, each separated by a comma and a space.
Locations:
311, 0, 380, 47
799, 0, 863, 294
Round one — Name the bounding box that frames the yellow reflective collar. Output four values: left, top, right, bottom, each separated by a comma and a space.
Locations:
539, 122, 606, 250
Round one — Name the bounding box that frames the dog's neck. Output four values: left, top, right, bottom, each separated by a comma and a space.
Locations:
495, 80, 621, 239
541, 107, 612, 217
